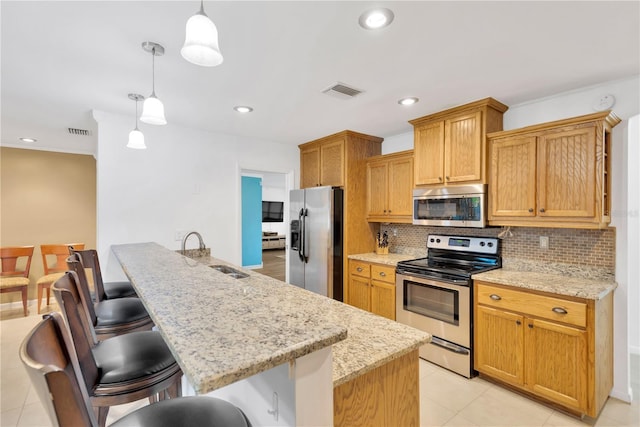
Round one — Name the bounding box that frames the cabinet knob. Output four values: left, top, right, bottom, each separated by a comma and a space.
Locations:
445, 176, 450, 181
539, 208, 546, 213
356, 267, 363, 272
489, 294, 502, 301
438, 177, 443, 182
388, 210, 392, 213
528, 324, 533, 329
516, 320, 521, 325
383, 210, 387, 213
552, 307, 568, 315
528, 208, 534, 213
379, 272, 386, 277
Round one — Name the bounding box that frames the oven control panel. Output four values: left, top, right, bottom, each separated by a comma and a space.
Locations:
427, 234, 499, 255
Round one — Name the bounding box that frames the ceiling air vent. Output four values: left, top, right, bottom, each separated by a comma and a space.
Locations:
67, 128, 92, 136
322, 82, 363, 100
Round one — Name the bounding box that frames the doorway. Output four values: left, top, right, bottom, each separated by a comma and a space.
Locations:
239, 168, 292, 282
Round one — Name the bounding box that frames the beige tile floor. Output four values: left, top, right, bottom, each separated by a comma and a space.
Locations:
1, 304, 638, 427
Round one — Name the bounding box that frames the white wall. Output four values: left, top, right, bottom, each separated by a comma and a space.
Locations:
381, 76, 640, 402
92, 110, 298, 279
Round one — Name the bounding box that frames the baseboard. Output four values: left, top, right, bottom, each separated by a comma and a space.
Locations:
243, 264, 263, 270
610, 386, 634, 404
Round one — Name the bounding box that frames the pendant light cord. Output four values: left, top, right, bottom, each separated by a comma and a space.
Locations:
134, 99, 139, 130
151, 46, 156, 97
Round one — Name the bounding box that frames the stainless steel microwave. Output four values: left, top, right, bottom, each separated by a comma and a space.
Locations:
413, 184, 487, 227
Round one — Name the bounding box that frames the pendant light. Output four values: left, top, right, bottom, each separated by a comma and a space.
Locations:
140, 42, 167, 125
181, 0, 223, 67
127, 93, 146, 149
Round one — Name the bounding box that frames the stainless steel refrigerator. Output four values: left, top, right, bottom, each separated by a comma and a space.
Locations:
288, 186, 343, 301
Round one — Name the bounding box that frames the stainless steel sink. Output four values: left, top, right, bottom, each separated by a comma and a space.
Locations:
209, 265, 249, 279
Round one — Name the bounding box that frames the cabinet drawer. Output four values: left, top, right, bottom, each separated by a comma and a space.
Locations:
349, 260, 371, 278
476, 283, 586, 328
371, 264, 395, 284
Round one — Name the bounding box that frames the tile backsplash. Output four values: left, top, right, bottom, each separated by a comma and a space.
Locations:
379, 224, 615, 273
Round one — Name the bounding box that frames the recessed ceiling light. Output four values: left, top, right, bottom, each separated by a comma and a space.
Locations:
398, 97, 419, 106
234, 106, 253, 113
19, 137, 37, 143
359, 8, 394, 30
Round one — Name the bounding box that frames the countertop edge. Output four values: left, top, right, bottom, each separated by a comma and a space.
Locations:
472, 269, 617, 301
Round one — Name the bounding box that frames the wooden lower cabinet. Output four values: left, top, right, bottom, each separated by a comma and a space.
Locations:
347, 260, 396, 320
334, 349, 419, 427
474, 281, 612, 417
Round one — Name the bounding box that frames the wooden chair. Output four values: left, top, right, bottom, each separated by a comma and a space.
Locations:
66, 253, 153, 340
52, 271, 183, 427
36, 243, 85, 313
19, 312, 252, 427
69, 247, 136, 302
0, 246, 34, 316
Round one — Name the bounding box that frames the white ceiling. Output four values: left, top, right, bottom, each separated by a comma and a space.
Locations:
2, 1, 639, 155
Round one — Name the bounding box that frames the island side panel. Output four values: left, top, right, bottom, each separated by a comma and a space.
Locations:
333, 349, 419, 427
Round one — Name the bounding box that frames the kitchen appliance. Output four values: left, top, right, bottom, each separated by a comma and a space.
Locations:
413, 184, 487, 227
395, 234, 501, 378
289, 186, 343, 301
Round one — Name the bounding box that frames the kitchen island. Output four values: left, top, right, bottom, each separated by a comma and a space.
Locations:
112, 243, 430, 427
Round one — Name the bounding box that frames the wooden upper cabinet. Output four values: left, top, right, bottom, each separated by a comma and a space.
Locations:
410, 98, 508, 187
537, 127, 596, 218
488, 111, 620, 229
414, 122, 444, 185
300, 144, 321, 188
490, 136, 537, 218
320, 138, 345, 187
445, 111, 483, 183
366, 150, 414, 223
300, 137, 345, 188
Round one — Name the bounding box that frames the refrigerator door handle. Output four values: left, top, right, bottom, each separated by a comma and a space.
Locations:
300, 208, 309, 263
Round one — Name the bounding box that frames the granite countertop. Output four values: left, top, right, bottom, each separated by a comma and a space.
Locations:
472, 259, 617, 300
112, 243, 347, 394
191, 255, 430, 387
112, 243, 430, 392
348, 252, 416, 266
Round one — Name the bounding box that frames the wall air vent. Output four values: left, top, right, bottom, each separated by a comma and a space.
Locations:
67, 128, 92, 136
322, 82, 364, 100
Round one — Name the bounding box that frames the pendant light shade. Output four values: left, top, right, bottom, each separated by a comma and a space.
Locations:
127, 129, 146, 149
181, 1, 223, 67
140, 42, 167, 125
127, 93, 147, 149
140, 94, 167, 126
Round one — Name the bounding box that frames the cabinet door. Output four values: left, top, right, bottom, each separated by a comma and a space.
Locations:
371, 280, 395, 320
475, 305, 525, 385
367, 161, 389, 217
414, 122, 445, 185
320, 138, 345, 187
300, 145, 320, 188
348, 274, 370, 311
489, 136, 537, 218
537, 126, 596, 218
387, 156, 414, 217
445, 111, 482, 184
525, 318, 588, 412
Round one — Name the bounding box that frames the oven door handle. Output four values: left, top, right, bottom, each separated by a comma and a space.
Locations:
395, 271, 469, 287
430, 336, 470, 355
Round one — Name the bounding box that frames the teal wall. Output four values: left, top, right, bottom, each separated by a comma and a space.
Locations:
241, 176, 262, 266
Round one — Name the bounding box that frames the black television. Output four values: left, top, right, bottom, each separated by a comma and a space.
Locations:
262, 201, 284, 222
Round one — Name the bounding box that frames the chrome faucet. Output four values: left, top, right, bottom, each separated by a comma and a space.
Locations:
181, 231, 206, 255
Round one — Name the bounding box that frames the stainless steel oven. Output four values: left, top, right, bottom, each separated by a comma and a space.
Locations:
395, 235, 500, 378
413, 184, 487, 227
